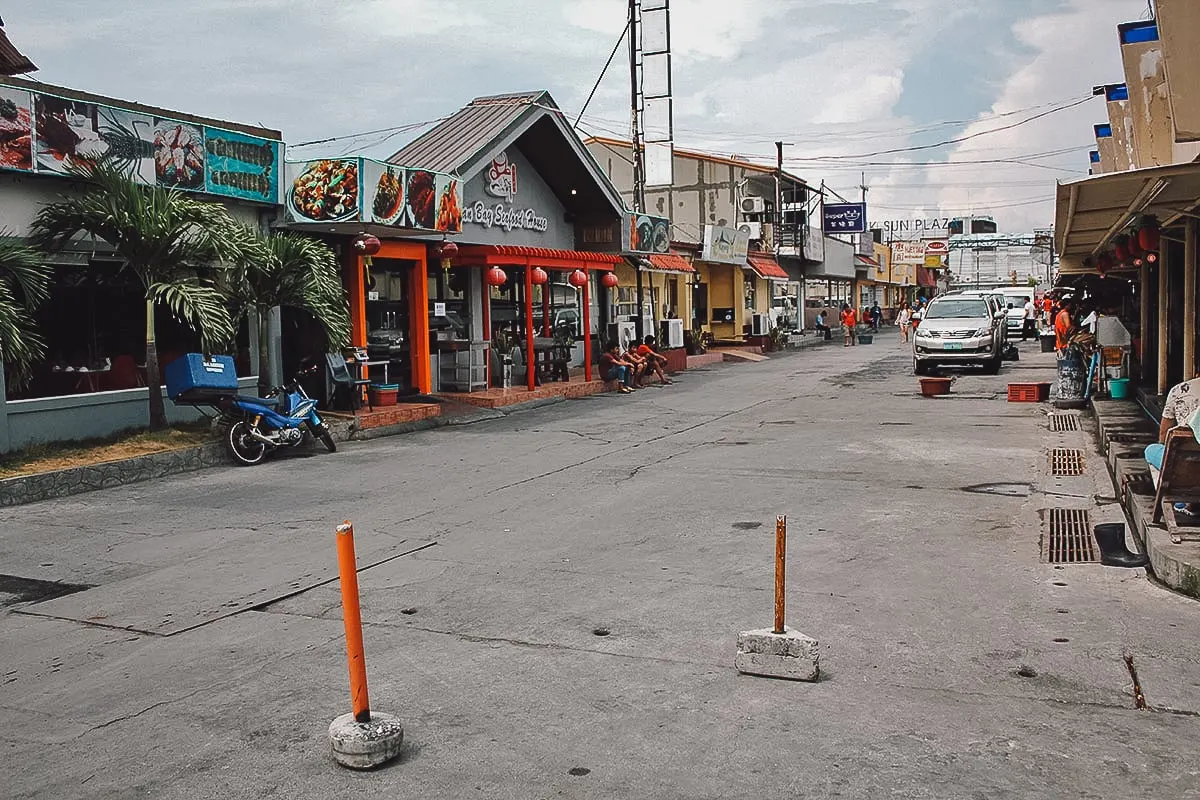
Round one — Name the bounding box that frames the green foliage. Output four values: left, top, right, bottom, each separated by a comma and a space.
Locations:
225, 231, 350, 350
29, 161, 240, 349
0, 236, 52, 388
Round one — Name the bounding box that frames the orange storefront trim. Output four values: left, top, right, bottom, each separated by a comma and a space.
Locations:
346, 239, 431, 394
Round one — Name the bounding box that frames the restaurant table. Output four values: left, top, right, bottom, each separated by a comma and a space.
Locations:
364, 359, 390, 384
531, 339, 571, 383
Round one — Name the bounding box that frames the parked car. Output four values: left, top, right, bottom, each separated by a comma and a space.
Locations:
913, 294, 1007, 375
950, 290, 1010, 349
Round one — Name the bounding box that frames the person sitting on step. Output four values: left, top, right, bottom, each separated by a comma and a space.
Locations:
1145, 374, 1200, 515
599, 342, 637, 394
635, 335, 673, 385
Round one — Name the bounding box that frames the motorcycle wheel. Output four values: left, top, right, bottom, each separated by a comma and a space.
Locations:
227, 420, 268, 466
316, 424, 337, 453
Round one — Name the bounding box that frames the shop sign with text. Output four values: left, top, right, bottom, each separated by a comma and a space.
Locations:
822, 203, 867, 234
701, 224, 749, 264
0, 84, 282, 205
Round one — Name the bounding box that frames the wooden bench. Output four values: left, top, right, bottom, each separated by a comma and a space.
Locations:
1151, 428, 1200, 543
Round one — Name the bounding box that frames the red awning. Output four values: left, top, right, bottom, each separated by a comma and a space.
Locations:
916, 266, 936, 288
855, 254, 880, 268
645, 252, 695, 273
455, 244, 621, 271
745, 253, 790, 281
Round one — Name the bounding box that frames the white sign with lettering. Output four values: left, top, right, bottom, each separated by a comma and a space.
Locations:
462, 201, 549, 233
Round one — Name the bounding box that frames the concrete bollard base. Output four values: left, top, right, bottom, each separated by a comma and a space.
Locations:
329, 711, 405, 769
735, 626, 820, 682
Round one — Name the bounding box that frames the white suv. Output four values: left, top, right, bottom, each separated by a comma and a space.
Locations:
913, 294, 1006, 375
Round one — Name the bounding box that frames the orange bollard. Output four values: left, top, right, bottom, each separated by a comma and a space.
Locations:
773, 515, 786, 634
336, 521, 371, 723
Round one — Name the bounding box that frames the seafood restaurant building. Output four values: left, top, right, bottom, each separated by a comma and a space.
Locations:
283, 91, 642, 398
0, 76, 281, 452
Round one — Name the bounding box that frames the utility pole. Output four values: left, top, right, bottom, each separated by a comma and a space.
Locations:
775, 141, 784, 256
629, 0, 646, 341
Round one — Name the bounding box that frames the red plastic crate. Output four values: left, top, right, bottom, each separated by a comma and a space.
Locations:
1008, 382, 1051, 402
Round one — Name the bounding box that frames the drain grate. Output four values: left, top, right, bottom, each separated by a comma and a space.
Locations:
1044, 508, 1098, 563
1049, 448, 1085, 476
1049, 414, 1081, 432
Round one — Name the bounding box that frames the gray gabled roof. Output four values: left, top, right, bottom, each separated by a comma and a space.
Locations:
388, 90, 626, 219
389, 91, 550, 174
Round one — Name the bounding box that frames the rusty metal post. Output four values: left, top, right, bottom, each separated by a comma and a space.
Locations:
773, 515, 786, 634
336, 521, 371, 723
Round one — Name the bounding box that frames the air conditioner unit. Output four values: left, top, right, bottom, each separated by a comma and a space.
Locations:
751, 313, 772, 337
741, 196, 766, 215
660, 319, 685, 349
606, 321, 638, 352
738, 222, 763, 241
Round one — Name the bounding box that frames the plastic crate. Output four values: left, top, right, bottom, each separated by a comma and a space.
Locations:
164, 353, 238, 401
1007, 381, 1051, 402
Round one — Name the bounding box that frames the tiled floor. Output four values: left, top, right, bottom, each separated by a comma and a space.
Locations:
325, 402, 441, 430
439, 378, 613, 409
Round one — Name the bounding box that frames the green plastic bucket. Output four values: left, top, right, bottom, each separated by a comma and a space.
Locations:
1108, 378, 1130, 399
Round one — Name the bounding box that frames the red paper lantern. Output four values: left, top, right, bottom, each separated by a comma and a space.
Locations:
484, 266, 508, 286
1128, 229, 1145, 258
1096, 252, 1114, 274
601, 272, 619, 289
438, 240, 459, 271
530, 267, 549, 285
352, 233, 381, 256
1112, 235, 1130, 264
1139, 217, 1161, 253
568, 269, 588, 288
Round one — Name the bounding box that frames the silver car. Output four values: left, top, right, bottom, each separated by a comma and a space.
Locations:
913, 295, 1006, 375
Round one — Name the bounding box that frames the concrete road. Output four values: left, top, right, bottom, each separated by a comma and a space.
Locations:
2, 337, 1199, 799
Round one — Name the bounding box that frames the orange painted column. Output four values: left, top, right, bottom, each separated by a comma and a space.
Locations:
525, 258, 535, 390
344, 250, 368, 348
583, 270, 593, 381
409, 255, 432, 394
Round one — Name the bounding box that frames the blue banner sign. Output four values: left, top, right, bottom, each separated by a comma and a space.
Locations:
823, 203, 867, 234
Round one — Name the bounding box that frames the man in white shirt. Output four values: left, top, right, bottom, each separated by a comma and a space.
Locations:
1145, 376, 1200, 496
1022, 298, 1037, 341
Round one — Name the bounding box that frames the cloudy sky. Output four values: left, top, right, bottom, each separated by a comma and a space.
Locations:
9, 0, 1152, 232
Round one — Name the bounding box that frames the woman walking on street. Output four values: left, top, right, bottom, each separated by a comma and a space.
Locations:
840, 304, 858, 346
896, 305, 912, 343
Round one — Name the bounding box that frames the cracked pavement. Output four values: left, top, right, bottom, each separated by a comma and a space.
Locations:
2, 339, 1200, 798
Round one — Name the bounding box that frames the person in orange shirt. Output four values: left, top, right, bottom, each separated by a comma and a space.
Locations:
635, 335, 673, 385
840, 304, 858, 347
1042, 295, 1054, 326
1054, 298, 1074, 352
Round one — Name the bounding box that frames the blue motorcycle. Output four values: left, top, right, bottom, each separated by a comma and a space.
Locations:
213, 365, 336, 466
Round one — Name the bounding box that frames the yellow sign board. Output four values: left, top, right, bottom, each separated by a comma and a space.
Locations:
924, 255, 944, 268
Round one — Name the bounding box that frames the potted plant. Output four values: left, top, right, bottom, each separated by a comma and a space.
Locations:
685, 325, 708, 355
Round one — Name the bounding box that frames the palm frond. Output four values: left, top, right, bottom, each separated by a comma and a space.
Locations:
148, 280, 236, 354
0, 235, 52, 388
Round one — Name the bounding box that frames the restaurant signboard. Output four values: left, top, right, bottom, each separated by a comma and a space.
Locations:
701, 224, 749, 265
0, 84, 282, 205
284, 156, 463, 233
624, 211, 670, 254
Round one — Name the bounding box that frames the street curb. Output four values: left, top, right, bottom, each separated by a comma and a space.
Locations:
0, 441, 229, 508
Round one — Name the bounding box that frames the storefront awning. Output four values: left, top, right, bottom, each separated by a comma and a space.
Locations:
745, 253, 790, 282
629, 251, 695, 274
916, 267, 936, 288
456, 244, 621, 270
1054, 160, 1200, 272
855, 254, 880, 268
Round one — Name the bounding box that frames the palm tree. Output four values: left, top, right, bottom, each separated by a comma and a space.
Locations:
224, 232, 351, 397
30, 162, 238, 430
0, 235, 52, 392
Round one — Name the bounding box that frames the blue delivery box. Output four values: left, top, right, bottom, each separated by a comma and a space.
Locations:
164, 353, 239, 402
